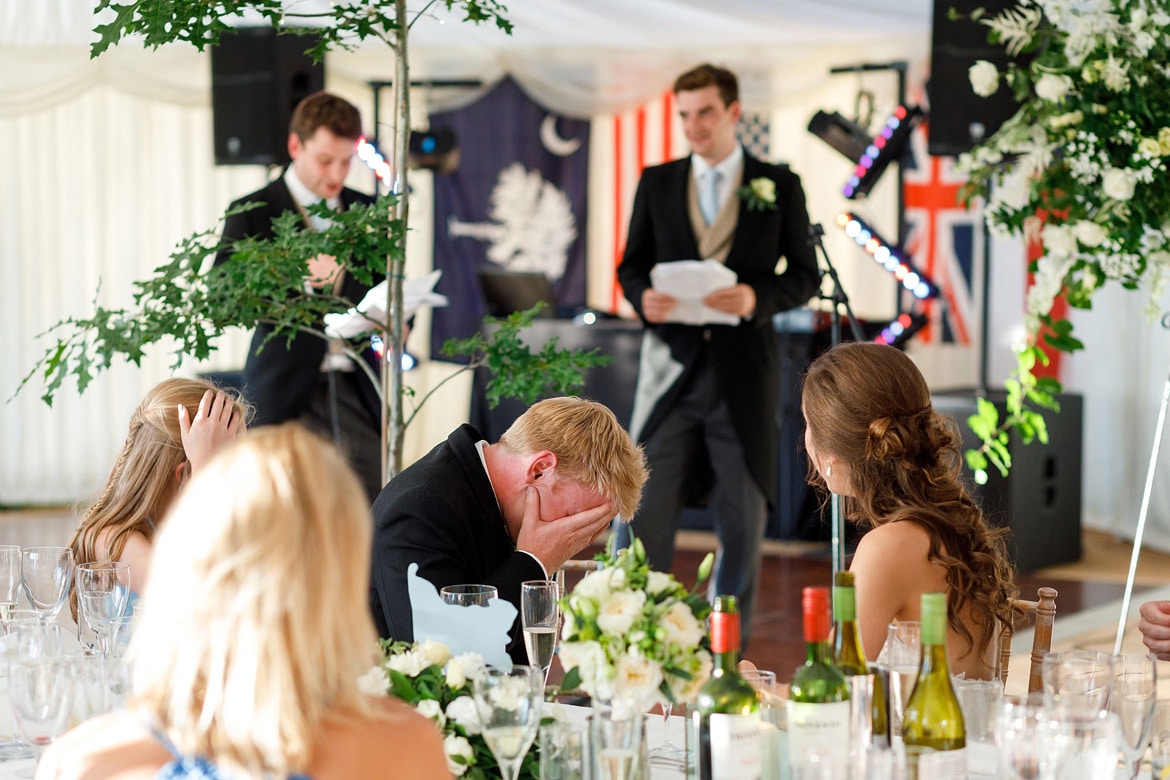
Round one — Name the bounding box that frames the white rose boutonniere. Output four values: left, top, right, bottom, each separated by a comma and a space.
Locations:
738, 177, 777, 212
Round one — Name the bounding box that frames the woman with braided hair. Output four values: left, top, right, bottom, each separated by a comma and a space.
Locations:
69, 378, 248, 597
801, 342, 1017, 679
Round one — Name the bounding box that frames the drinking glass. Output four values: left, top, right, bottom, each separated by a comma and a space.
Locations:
520, 580, 559, 686
741, 670, 780, 777
0, 610, 41, 761
994, 693, 1060, 780
472, 665, 542, 780
591, 705, 644, 780
540, 718, 587, 780
1109, 652, 1156, 779
1040, 650, 1114, 712
75, 561, 131, 657
20, 547, 74, 620
0, 545, 22, 625
441, 584, 499, 608
953, 677, 1002, 776
1150, 698, 1170, 780
884, 620, 920, 739
9, 656, 74, 777
1047, 707, 1122, 780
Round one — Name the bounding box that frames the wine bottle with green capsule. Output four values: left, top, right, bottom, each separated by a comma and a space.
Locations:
787, 586, 850, 777
832, 570, 888, 749
902, 592, 966, 779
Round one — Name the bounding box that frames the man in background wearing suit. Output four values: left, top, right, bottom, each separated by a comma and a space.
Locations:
368, 397, 647, 664
617, 64, 820, 646
215, 91, 384, 501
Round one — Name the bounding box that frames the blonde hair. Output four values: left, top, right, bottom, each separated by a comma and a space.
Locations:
128, 424, 379, 777
498, 397, 647, 519
69, 378, 248, 573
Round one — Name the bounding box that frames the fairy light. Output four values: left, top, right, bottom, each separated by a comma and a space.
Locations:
835, 212, 938, 300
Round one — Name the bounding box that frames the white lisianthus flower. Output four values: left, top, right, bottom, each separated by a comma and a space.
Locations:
1025, 253, 1074, 332
445, 695, 483, 735
1103, 167, 1138, 201
443, 733, 475, 777
658, 601, 705, 648
1072, 221, 1108, 248
558, 639, 612, 694
356, 665, 388, 696
969, 60, 1000, 97
597, 589, 646, 636
994, 167, 1031, 210
609, 567, 628, 590
572, 568, 613, 602
387, 649, 427, 677
646, 570, 675, 596
615, 651, 664, 705
669, 649, 714, 705
1159, 128, 1170, 155
1041, 223, 1077, 256
445, 652, 485, 689
1034, 73, 1074, 102
1139, 138, 1163, 158
417, 639, 453, 668
416, 698, 446, 727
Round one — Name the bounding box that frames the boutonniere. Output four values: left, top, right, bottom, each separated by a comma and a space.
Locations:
738, 177, 777, 211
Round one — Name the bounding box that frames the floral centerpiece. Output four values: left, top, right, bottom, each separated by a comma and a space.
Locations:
359, 639, 541, 780
558, 537, 715, 709
956, 0, 1170, 480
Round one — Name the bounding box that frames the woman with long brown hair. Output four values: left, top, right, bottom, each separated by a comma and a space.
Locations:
802, 342, 1017, 679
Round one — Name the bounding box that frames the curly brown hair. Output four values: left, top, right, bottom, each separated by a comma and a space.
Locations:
802, 342, 1018, 658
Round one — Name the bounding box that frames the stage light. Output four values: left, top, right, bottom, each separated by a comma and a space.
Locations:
835, 212, 939, 300
357, 136, 395, 186
842, 105, 923, 199
807, 110, 873, 162
370, 334, 419, 372
873, 312, 928, 348
409, 126, 460, 174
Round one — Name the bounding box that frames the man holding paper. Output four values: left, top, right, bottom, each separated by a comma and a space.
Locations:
616, 63, 820, 645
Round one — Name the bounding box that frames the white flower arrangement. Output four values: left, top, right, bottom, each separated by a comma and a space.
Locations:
558, 537, 714, 708
954, 0, 1170, 480
364, 639, 541, 780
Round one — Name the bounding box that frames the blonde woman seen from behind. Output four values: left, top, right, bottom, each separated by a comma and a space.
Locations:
39, 424, 451, 780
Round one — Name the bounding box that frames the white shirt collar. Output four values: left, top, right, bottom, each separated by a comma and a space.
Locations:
283, 165, 341, 211
691, 144, 743, 183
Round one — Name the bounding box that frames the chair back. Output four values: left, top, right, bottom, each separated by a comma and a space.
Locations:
554, 558, 602, 597
998, 586, 1058, 693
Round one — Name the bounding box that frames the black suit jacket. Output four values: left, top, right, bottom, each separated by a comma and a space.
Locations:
214, 175, 381, 426
616, 152, 820, 504
369, 424, 544, 664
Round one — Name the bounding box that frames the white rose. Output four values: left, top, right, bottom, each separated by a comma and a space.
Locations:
670, 650, 713, 705
446, 695, 483, 735
1103, 168, 1137, 201
417, 639, 452, 668
387, 649, 426, 678
657, 601, 705, 648
1041, 223, 1077, 256
645, 571, 675, 596
1072, 221, 1108, 248
1034, 73, 1073, 102
356, 665, 388, 696
749, 177, 776, 203
572, 568, 613, 602
597, 590, 646, 636
443, 733, 475, 777
1139, 138, 1163, 158
968, 60, 1000, 97
614, 651, 664, 705
558, 639, 613, 695
446, 652, 485, 689
416, 698, 446, 727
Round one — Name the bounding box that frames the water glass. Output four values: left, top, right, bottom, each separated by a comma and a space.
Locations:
953, 677, 1001, 776
1150, 698, 1170, 780
441, 584, 499, 608
0, 546, 22, 621
540, 718, 587, 780
1110, 652, 1157, 779
590, 706, 643, 780
20, 547, 74, 619
75, 561, 131, 657
1047, 707, 1122, 780
741, 670, 780, 778
884, 620, 920, 739
995, 693, 1059, 780
9, 656, 74, 777
1040, 650, 1114, 712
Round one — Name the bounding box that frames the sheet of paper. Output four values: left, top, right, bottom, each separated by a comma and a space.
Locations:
650, 259, 740, 325
324, 269, 449, 338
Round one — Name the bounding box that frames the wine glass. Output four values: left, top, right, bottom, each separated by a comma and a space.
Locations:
1110, 652, 1157, 779
520, 580, 559, 686
20, 547, 74, 620
1041, 650, 1114, 712
473, 665, 542, 780
0, 545, 22, 626
884, 620, 920, 739
75, 561, 130, 657
591, 705, 644, 780
441, 584, 498, 607
9, 656, 74, 777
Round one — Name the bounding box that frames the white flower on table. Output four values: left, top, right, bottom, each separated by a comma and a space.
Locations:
443, 733, 475, 778
416, 698, 446, 727
668, 649, 713, 704
968, 60, 1000, 97
418, 639, 453, 668
444, 651, 485, 689
657, 601, 705, 648
357, 665, 389, 696
614, 651, 664, 705
387, 648, 428, 677
446, 695, 483, 735
557, 639, 612, 696
597, 589, 645, 636
572, 567, 613, 603
645, 570, 675, 596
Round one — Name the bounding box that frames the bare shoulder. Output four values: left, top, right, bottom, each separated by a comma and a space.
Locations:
38, 713, 169, 780
312, 697, 450, 780
853, 520, 931, 562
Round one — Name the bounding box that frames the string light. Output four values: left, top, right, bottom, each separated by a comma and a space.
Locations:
835, 212, 938, 300
841, 105, 923, 199
873, 312, 928, 348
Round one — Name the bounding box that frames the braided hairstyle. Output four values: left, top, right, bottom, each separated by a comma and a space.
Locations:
68, 378, 249, 612
802, 342, 1017, 658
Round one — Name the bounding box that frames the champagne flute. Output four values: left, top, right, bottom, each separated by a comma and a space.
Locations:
520, 580, 558, 686
0, 545, 22, 626
20, 547, 74, 620
473, 665, 542, 780
1110, 652, 1157, 779
441, 584, 498, 607
9, 656, 74, 778
75, 561, 131, 657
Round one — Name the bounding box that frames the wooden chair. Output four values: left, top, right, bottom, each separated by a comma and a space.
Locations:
998, 586, 1058, 693
554, 558, 602, 596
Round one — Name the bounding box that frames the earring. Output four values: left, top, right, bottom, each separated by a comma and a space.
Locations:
825, 463, 832, 478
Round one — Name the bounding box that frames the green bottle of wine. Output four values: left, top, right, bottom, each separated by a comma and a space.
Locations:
787, 587, 850, 776
832, 571, 889, 748
692, 595, 762, 780
902, 592, 966, 779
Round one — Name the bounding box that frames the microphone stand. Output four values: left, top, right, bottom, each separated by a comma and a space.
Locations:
809, 223, 864, 573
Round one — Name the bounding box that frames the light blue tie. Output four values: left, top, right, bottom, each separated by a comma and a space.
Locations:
700, 169, 721, 225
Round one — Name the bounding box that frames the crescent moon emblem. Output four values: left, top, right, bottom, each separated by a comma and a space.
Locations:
540, 115, 581, 157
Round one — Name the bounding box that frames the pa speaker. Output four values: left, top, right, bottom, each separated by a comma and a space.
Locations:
932, 390, 1083, 573
927, 0, 1021, 156
211, 28, 324, 166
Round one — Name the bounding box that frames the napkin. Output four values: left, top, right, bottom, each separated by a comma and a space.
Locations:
650, 259, 740, 326
323, 269, 449, 339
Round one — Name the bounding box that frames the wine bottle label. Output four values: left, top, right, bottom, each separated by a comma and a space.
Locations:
785, 700, 850, 769
906, 745, 966, 779
708, 712, 762, 780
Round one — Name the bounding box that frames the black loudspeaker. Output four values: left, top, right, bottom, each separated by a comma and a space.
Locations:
927, 0, 1021, 156
210, 28, 324, 166
932, 390, 1083, 573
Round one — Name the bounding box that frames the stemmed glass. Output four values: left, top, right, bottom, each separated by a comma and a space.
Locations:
884, 620, 920, 739
20, 547, 74, 620
1110, 652, 1157, 779
520, 580, 559, 687
74, 561, 131, 657
441, 584, 498, 607
1041, 650, 1115, 712
0, 545, 22, 626
473, 665, 542, 780
9, 622, 73, 778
